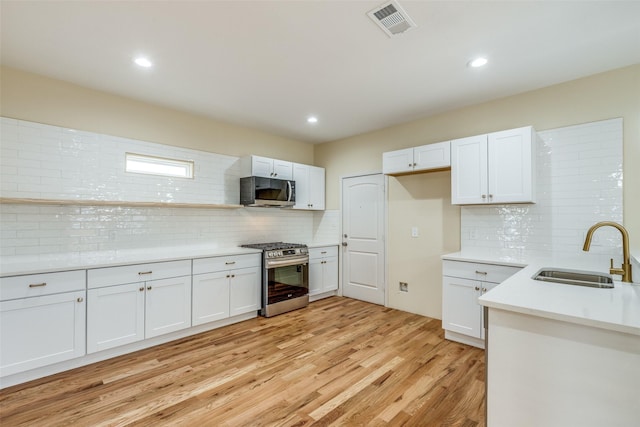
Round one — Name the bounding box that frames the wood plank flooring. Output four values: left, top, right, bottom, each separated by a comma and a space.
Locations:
0, 297, 485, 426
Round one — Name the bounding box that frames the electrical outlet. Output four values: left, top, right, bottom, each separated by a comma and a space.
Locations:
399, 282, 408, 292
411, 226, 419, 238
469, 228, 477, 240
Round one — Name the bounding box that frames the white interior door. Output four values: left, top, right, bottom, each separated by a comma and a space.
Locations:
341, 174, 385, 305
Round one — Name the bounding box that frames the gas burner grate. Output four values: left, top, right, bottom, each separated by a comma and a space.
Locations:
241, 242, 307, 251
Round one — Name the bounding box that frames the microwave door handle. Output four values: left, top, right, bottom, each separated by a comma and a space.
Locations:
287, 181, 292, 202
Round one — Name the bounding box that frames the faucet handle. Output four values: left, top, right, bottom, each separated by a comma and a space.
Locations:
609, 258, 625, 277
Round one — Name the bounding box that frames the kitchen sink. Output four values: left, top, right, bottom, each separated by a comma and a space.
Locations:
532, 268, 614, 288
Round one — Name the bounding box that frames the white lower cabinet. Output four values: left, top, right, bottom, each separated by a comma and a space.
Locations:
87, 260, 192, 354
1, 252, 266, 387
0, 270, 86, 377
442, 260, 521, 348
192, 254, 261, 326
308, 246, 338, 297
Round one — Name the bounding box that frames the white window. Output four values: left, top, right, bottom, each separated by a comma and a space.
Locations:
125, 153, 194, 179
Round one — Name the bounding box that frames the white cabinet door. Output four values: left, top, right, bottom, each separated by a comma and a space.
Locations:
442, 276, 481, 339
451, 134, 488, 205
292, 163, 310, 210
323, 257, 339, 292
414, 141, 451, 171
145, 275, 191, 339
382, 148, 414, 174
273, 159, 293, 180
192, 271, 229, 325
308, 165, 325, 210
87, 282, 145, 354
488, 126, 534, 203
229, 267, 260, 316
293, 164, 325, 210
0, 291, 86, 376
308, 257, 324, 296
251, 156, 275, 178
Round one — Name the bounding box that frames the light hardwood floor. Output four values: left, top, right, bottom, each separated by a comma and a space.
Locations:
0, 297, 485, 426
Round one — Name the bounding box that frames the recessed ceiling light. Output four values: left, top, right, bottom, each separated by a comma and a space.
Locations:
134, 57, 153, 68
307, 116, 318, 124
469, 57, 488, 68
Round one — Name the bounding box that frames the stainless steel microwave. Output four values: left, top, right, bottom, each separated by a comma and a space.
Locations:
240, 176, 295, 207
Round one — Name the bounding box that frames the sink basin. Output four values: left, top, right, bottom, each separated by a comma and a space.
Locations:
532, 268, 614, 288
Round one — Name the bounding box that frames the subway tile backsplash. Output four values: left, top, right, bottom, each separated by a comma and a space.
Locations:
461, 118, 623, 260
1, 117, 239, 204
0, 117, 624, 258
0, 117, 339, 256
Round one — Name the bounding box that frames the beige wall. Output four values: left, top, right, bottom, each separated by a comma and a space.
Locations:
315, 64, 640, 318
387, 172, 460, 318
0, 66, 314, 163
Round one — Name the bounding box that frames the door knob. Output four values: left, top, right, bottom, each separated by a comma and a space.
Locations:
342, 242, 348, 247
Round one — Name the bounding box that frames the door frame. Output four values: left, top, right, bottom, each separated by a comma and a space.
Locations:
339, 171, 388, 307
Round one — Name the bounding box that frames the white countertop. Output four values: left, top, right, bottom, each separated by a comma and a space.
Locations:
444, 250, 640, 336
0, 244, 263, 276
0, 242, 341, 277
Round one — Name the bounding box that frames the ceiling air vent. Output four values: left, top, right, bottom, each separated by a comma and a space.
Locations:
367, 0, 417, 38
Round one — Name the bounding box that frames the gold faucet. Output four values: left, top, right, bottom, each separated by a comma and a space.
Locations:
583, 221, 633, 283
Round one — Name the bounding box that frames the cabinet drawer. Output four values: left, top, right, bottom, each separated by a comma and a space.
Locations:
88, 260, 191, 289
443, 260, 521, 283
309, 246, 338, 260
0, 270, 86, 301
193, 253, 261, 275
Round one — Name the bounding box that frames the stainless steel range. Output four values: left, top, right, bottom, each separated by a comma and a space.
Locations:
241, 242, 309, 317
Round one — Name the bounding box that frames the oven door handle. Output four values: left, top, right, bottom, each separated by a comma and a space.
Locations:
286, 180, 293, 203
265, 256, 309, 269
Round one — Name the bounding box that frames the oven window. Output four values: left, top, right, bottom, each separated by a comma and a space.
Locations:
267, 264, 308, 305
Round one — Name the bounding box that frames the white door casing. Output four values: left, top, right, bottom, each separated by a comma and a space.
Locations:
341, 174, 385, 305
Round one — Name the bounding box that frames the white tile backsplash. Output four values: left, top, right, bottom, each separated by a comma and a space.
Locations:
1, 117, 239, 204
3, 116, 623, 259
1, 117, 341, 256
461, 118, 623, 261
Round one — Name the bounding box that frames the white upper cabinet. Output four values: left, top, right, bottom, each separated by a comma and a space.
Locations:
241, 155, 293, 180
451, 126, 536, 205
292, 163, 325, 210
383, 141, 451, 175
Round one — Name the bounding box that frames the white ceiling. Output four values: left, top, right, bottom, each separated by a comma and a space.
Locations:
1, 1, 639, 144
